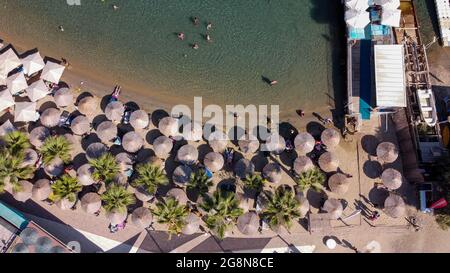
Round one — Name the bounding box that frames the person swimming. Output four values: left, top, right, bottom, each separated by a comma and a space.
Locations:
58, 25, 64, 32
192, 43, 199, 50
178, 32, 185, 40
206, 34, 212, 42
193, 17, 200, 26
270, 80, 278, 86
207, 22, 212, 30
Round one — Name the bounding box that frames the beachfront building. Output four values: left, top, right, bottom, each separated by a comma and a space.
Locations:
434, 0, 450, 47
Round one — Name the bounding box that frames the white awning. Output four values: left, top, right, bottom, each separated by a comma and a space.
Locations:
7, 71, 28, 95
381, 8, 401, 27
21, 52, 45, 76
374, 45, 406, 108
345, 0, 369, 11
0, 89, 15, 112
374, 0, 400, 10
345, 9, 370, 28
0, 48, 21, 80
40, 61, 65, 84
26, 79, 50, 102
14, 102, 39, 122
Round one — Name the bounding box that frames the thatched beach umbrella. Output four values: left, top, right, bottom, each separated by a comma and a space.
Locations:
77, 164, 96, 186
113, 173, 129, 187
204, 152, 224, 172
20, 227, 39, 245
122, 131, 144, 153
44, 157, 64, 177
293, 156, 314, 175
29, 126, 49, 148
238, 135, 260, 154
70, 115, 90, 136
167, 188, 189, 205
263, 163, 282, 184
131, 207, 153, 228
21, 148, 38, 168
32, 179, 52, 201
153, 135, 173, 159
321, 128, 341, 149
208, 131, 228, 153
14, 102, 39, 123
25, 80, 49, 102
64, 133, 77, 146
86, 142, 107, 161
105, 101, 125, 123
81, 192, 102, 214
384, 194, 406, 218
158, 116, 179, 137
381, 168, 402, 190
49, 246, 67, 253
322, 198, 343, 220
106, 209, 128, 225
176, 144, 198, 165
13, 180, 33, 202
234, 158, 255, 179
264, 133, 286, 155
328, 173, 350, 195
56, 198, 76, 210
377, 142, 399, 163
294, 132, 315, 155
40, 61, 65, 84
134, 187, 153, 202
130, 110, 149, 130
11, 243, 29, 253
295, 192, 310, 218
236, 192, 252, 212
183, 122, 203, 142
54, 88, 73, 108
237, 211, 260, 235
318, 152, 339, 173
21, 52, 45, 76
77, 96, 98, 116
181, 213, 201, 235
96, 121, 117, 143
172, 165, 193, 187
115, 152, 134, 175
35, 236, 53, 253
40, 108, 60, 128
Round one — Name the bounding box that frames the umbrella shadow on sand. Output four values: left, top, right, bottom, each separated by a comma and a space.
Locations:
151, 109, 170, 127
362, 160, 382, 179
306, 121, 325, 140
145, 129, 163, 145
75, 92, 94, 105
92, 115, 109, 130
39, 101, 58, 113
361, 135, 380, 156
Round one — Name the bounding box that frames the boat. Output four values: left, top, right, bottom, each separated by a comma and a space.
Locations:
416, 89, 438, 127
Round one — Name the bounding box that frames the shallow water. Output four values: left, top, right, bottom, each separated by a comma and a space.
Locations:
0, 0, 344, 113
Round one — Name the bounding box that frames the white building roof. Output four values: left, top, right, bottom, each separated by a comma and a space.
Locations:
435, 0, 450, 46
374, 45, 406, 108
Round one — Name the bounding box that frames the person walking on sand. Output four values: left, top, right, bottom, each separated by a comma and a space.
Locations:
58, 25, 64, 32
296, 109, 305, 117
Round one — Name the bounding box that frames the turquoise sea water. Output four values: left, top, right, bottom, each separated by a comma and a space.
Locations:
0, 0, 345, 113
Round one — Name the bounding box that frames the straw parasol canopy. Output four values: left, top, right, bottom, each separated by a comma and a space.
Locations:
176, 144, 198, 165
172, 165, 193, 187
20, 227, 39, 245
13, 180, 33, 202
181, 213, 201, 235
293, 156, 314, 175
166, 188, 189, 205
70, 115, 90, 136
130, 110, 149, 130
384, 194, 406, 218
44, 157, 64, 177
134, 187, 153, 202
29, 126, 49, 148
21, 148, 38, 168
153, 135, 173, 159
265, 133, 286, 155
49, 246, 67, 253
25, 80, 49, 102
318, 152, 339, 173
381, 168, 402, 190
21, 52, 45, 76
237, 211, 260, 235
96, 121, 117, 143
204, 152, 224, 172
0, 90, 15, 112
328, 173, 350, 195
86, 142, 108, 160
106, 209, 128, 225
294, 132, 315, 155
77, 164, 96, 186
263, 163, 282, 184
295, 192, 310, 218
322, 198, 344, 220
11, 243, 29, 253
115, 152, 134, 175
238, 135, 260, 154
0, 120, 16, 137
56, 198, 76, 210
35, 236, 53, 253
377, 142, 399, 163
81, 192, 102, 214
54, 88, 73, 108
40, 61, 65, 84
236, 192, 252, 212
14, 102, 39, 123
77, 96, 98, 116
40, 108, 61, 128
131, 207, 153, 228
32, 179, 52, 201
122, 131, 144, 153
208, 130, 229, 153
321, 129, 341, 149
158, 116, 179, 137
234, 158, 255, 179
105, 101, 125, 123
183, 122, 203, 142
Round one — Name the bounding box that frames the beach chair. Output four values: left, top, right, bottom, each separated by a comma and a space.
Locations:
58, 110, 72, 128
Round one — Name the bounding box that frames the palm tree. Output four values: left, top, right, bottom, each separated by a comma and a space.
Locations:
101, 184, 136, 213
295, 167, 325, 192
261, 186, 300, 231
0, 150, 35, 193
200, 190, 244, 239
132, 162, 168, 195
89, 153, 120, 184
242, 173, 266, 194
152, 197, 189, 239
40, 135, 72, 165
187, 169, 213, 196
2, 131, 30, 155
49, 174, 82, 203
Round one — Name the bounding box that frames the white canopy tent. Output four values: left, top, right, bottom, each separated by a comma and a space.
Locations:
375, 0, 400, 10
0, 89, 15, 112
345, 9, 370, 28
381, 8, 402, 27
6, 71, 28, 95
14, 102, 39, 122
374, 45, 406, 108
26, 79, 50, 102
345, 0, 369, 11
21, 52, 45, 76
40, 61, 65, 84
0, 48, 21, 83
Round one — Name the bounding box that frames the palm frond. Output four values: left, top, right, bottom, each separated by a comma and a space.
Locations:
3, 131, 30, 155
40, 135, 72, 165
187, 169, 213, 196
152, 197, 188, 239
132, 162, 168, 195
50, 174, 82, 202
295, 167, 325, 192
261, 186, 301, 231
89, 153, 119, 183
101, 184, 136, 213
